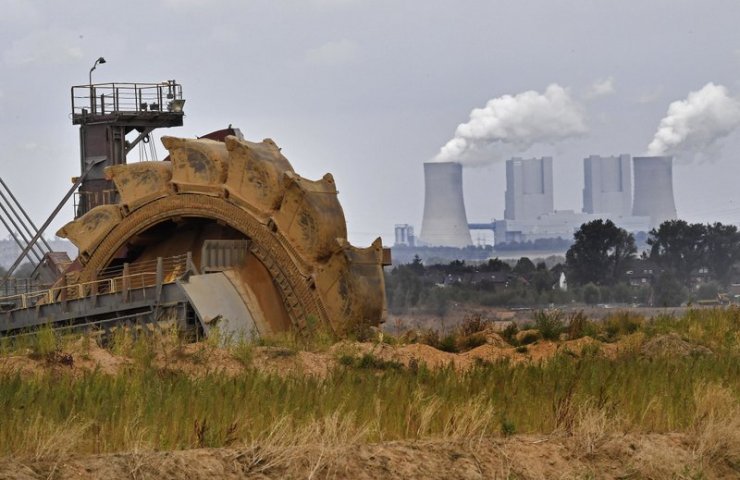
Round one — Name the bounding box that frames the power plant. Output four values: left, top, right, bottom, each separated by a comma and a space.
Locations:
504, 157, 554, 220
632, 156, 678, 229
405, 153, 678, 250
419, 162, 473, 247
583, 154, 632, 217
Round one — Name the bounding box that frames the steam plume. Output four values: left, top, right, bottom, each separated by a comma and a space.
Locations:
434, 84, 587, 165
647, 83, 740, 158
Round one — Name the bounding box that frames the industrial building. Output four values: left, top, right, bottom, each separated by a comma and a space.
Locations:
394, 224, 415, 247
418, 162, 473, 247
583, 154, 632, 217
504, 157, 553, 220
632, 156, 677, 229
407, 153, 674, 251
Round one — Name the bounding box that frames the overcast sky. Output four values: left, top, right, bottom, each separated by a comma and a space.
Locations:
1, 0, 740, 247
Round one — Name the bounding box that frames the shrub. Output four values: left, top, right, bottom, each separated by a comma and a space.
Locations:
533, 310, 564, 340
30, 325, 59, 359
460, 313, 488, 336
458, 332, 487, 352
349, 353, 403, 370
500, 419, 516, 437
567, 311, 595, 339
231, 339, 254, 367
438, 335, 459, 353
501, 323, 519, 345
603, 312, 643, 339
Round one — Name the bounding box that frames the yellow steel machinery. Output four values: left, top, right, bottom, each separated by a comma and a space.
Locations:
0, 81, 387, 340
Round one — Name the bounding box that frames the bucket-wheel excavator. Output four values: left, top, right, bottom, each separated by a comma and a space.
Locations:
0, 80, 388, 341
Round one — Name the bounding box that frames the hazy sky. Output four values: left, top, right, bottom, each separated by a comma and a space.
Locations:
1, 0, 739, 247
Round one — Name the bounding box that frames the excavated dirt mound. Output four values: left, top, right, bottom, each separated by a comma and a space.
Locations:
0, 434, 735, 480
641, 333, 713, 358
0, 332, 702, 379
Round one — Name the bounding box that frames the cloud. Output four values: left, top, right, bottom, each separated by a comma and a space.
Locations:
0, 1, 41, 27
636, 87, 663, 104
305, 39, 358, 66
434, 84, 587, 166
307, 0, 364, 7
584, 77, 615, 99
3, 29, 83, 66
647, 83, 740, 160
160, 0, 207, 9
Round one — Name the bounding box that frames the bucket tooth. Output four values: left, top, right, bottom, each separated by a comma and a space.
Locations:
224, 135, 294, 219
105, 161, 173, 212
56, 205, 123, 259
314, 237, 387, 336
162, 136, 229, 195
272, 172, 346, 263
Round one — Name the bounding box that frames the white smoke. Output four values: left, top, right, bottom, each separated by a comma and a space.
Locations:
434, 84, 587, 165
647, 83, 740, 159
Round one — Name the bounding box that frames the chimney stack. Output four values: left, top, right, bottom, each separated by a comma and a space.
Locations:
419, 162, 473, 247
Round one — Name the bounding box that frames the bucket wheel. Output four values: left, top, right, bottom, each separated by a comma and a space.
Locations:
57, 133, 387, 338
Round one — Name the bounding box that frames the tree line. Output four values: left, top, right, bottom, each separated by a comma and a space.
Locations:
386, 218, 740, 313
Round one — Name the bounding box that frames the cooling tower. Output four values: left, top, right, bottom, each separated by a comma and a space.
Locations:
419, 162, 473, 247
632, 156, 677, 228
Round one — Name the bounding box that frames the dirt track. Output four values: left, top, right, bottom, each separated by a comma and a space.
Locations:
1, 434, 735, 480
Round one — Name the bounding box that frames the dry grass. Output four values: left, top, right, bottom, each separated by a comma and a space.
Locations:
571, 402, 611, 457
691, 383, 740, 466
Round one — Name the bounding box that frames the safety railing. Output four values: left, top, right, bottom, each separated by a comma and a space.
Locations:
0, 272, 158, 309
0, 253, 192, 311
73, 189, 118, 215
71, 81, 183, 117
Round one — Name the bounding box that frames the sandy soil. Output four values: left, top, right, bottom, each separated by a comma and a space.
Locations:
3, 329, 691, 380
1, 433, 736, 480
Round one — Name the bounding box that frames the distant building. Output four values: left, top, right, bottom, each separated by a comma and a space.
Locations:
504, 157, 553, 221
394, 224, 415, 247
632, 156, 677, 229
583, 154, 632, 217
492, 211, 651, 247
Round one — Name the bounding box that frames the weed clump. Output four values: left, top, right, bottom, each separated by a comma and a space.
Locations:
533, 310, 564, 340
339, 353, 403, 370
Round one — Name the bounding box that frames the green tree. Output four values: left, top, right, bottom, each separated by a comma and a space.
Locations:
652, 271, 687, 307
647, 220, 706, 287
513, 257, 536, 277
703, 222, 740, 285
566, 219, 636, 286
582, 283, 600, 305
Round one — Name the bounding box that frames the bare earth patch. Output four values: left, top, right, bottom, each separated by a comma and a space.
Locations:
1, 433, 736, 480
